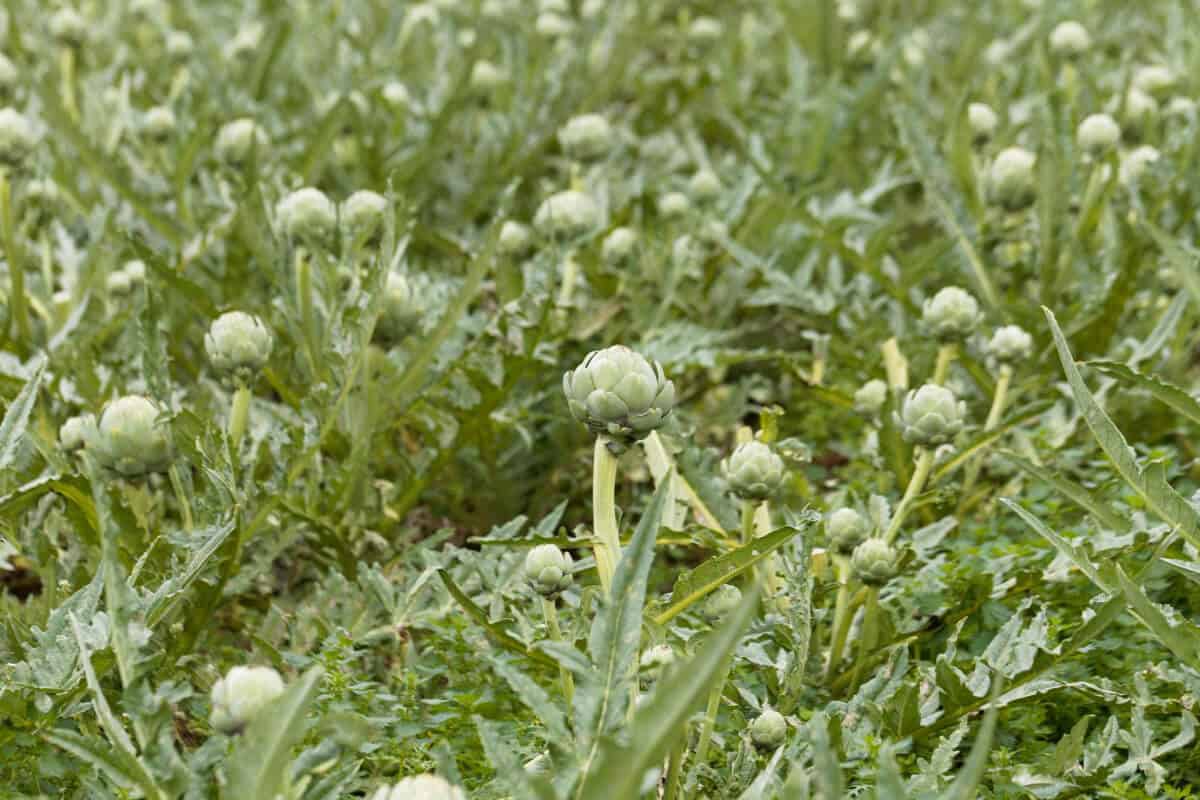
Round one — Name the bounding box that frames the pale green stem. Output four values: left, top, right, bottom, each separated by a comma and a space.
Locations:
740, 500, 756, 545
556, 254, 579, 310
960, 365, 1013, 501
932, 343, 956, 385
823, 557, 854, 683
693, 653, 731, 769
848, 587, 880, 693
228, 384, 252, 451
664, 738, 686, 800
295, 248, 317, 368
593, 435, 621, 594
60, 48, 79, 121
0, 170, 30, 345
882, 448, 934, 544
542, 597, 574, 706
168, 463, 194, 532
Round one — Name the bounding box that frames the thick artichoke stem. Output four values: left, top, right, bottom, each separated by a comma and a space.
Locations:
593, 435, 621, 594
542, 597, 574, 705
823, 557, 853, 682
229, 384, 252, 451
960, 364, 1013, 502
0, 169, 30, 348
883, 447, 935, 544
849, 587, 881, 693
932, 343, 956, 385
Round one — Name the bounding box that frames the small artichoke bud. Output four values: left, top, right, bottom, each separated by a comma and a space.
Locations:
341, 190, 387, 242
142, 106, 176, 141
854, 379, 888, 415
165, 31, 195, 61
210, 665, 285, 735
1133, 64, 1175, 98
49, 8, 88, 47
534, 190, 600, 240
702, 583, 742, 623
469, 60, 507, 93
749, 708, 787, 749
1076, 113, 1120, 154
922, 286, 982, 342
850, 539, 899, 586
106, 270, 134, 296
658, 191, 691, 219
499, 220, 533, 256
847, 30, 878, 65
0, 107, 38, 166
205, 311, 273, 381
1123, 88, 1159, 135
558, 113, 613, 161
277, 187, 336, 243
639, 644, 676, 680
1048, 21, 1090, 56
723, 440, 786, 501
375, 272, 420, 345
1120, 145, 1160, 186
688, 16, 724, 45
688, 169, 723, 203
602, 227, 637, 264
370, 776, 466, 800
59, 413, 98, 454
986, 325, 1033, 364
988, 146, 1036, 209
524, 544, 573, 596
215, 118, 268, 165
382, 81, 412, 110
896, 384, 966, 447
535, 11, 574, 38
562, 345, 675, 443
967, 102, 998, 141
93, 395, 172, 478
123, 259, 147, 288
827, 508, 870, 556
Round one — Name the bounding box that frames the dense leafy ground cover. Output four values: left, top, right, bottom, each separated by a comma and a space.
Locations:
2, 0, 1200, 797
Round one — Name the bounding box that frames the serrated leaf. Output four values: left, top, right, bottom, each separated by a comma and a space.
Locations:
652, 520, 812, 625
1003, 454, 1130, 533
930, 400, 1052, 483
224, 666, 325, 800
1001, 499, 1114, 591
1114, 566, 1200, 669
475, 716, 556, 800
0, 355, 45, 472
43, 729, 164, 800
938, 680, 1002, 800
1086, 360, 1200, 427
439, 570, 557, 670
489, 658, 571, 745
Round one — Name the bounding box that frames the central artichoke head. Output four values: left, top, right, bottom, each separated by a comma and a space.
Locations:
563, 345, 675, 444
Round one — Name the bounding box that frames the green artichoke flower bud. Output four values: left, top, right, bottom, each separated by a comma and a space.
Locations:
749, 708, 787, 749
827, 507, 870, 556
558, 113, 613, 161
895, 384, 966, 447
277, 187, 336, 243
689, 169, 723, 203
1133, 64, 1175, 98
499, 220, 533, 256
967, 102, 998, 141
142, 106, 176, 141
524, 544, 573, 596
986, 325, 1033, 364
922, 286, 982, 342
723, 440, 786, 501
210, 665, 285, 735
341, 190, 387, 242
1048, 20, 1090, 56
600, 227, 637, 265
382, 81, 412, 111
687, 16, 723, 45
702, 583, 742, 623
0, 107, 38, 166
49, 8, 88, 47
850, 539, 899, 586
563, 345, 674, 443
658, 191, 691, 219
1123, 89, 1159, 136
639, 644, 676, 679
123, 260, 147, 288
1120, 145, 1160, 186
469, 60, 507, 93
375, 272, 420, 345
205, 311, 273, 381
988, 147, 1036, 210
371, 776, 466, 800
1077, 113, 1120, 154
93, 395, 172, 478
215, 118, 268, 164
59, 413, 98, 454
534, 189, 600, 240
854, 379, 888, 415
106, 270, 134, 297
165, 31, 195, 61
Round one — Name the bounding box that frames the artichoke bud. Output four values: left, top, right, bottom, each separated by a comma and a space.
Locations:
374, 272, 420, 346
722, 440, 786, 501
895, 384, 966, 447
558, 113, 613, 161
59, 413, 98, 454
702, 583, 742, 623
524, 544, 573, 597
341, 190, 387, 243
639, 644, 676, 681
826, 507, 870, 556
534, 189, 600, 240
850, 539, 899, 586
210, 665, 285, 735
986, 325, 1033, 365
0, 107, 38, 167
921, 286, 982, 342
371, 776, 467, 800
205, 311, 273, 383
215, 118, 269, 165
562, 345, 675, 444
277, 187, 337, 244
749, 708, 787, 749
498, 220, 533, 257
853, 379, 888, 415
93, 395, 173, 479
988, 147, 1036, 210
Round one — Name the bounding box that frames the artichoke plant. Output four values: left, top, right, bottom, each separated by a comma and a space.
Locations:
93, 395, 172, 478
922, 286, 982, 342
523, 544, 573, 597
750, 708, 788, 749
827, 507, 870, 555
723, 440, 786, 500
895, 384, 966, 447
205, 311, 273, 382
562, 345, 675, 444
370, 775, 466, 800
210, 665, 285, 735
851, 539, 899, 586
